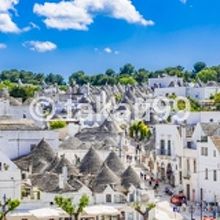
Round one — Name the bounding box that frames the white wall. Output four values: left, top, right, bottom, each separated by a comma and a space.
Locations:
154, 87, 186, 97
173, 112, 220, 125
196, 139, 220, 202
0, 151, 21, 201
149, 77, 183, 88
0, 130, 59, 159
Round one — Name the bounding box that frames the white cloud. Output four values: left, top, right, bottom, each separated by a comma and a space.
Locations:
0, 43, 7, 49
23, 41, 57, 53
104, 47, 112, 53
103, 47, 119, 54
0, 0, 20, 33
22, 22, 40, 32
33, 0, 154, 31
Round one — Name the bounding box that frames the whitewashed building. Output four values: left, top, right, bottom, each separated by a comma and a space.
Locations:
0, 118, 59, 159
0, 151, 21, 201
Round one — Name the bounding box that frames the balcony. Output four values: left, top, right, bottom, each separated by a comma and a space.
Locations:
183, 171, 191, 180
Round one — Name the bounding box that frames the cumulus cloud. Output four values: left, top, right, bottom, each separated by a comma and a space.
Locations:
0, 0, 20, 33
103, 47, 119, 54
0, 43, 7, 49
104, 47, 112, 53
23, 41, 57, 53
33, 0, 154, 31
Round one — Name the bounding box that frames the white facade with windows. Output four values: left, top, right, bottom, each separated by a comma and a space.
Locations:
0, 151, 21, 201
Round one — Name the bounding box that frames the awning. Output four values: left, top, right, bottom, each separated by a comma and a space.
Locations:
84, 205, 120, 216
29, 208, 68, 218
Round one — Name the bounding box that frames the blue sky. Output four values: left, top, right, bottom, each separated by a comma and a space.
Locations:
0, 0, 220, 76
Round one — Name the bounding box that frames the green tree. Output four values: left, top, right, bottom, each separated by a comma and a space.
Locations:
49, 120, 67, 129
213, 93, 220, 110
0, 70, 45, 85
193, 62, 207, 73
214, 93, 220, 104
197, 68, 218, 83
164, 66, 184, 77
211, 65, 220, 82
69, 71, 90, 85
55, 195, 89, 220
45, 73, 65, 85
129, 121, 151, 141
120, 64, 135, 75
133, 202, 156, 220
188, 97, 202, 112
105, 69, 115, 77
134, 69, 149, 84
119, 76, 136, 85
0, 198, 20, 220
9, 85, 38, 101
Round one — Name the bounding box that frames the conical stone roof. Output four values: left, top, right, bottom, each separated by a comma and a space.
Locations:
79, 147, 103, 175
93, 163, 120, 188
47, 155, 78, 176
105, 151, 125, 176
32, 139, 55, 161
14, 139, 55, 173
121, 166, 141, 188
99, 119, 121, 133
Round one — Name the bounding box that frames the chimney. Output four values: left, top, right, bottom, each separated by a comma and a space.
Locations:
62, 166, 68, 183
59, 174, 64, 189
28, 164, 33, 174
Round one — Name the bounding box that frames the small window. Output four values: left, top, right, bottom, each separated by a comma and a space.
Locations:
201, 136, 208, 142
37, 191, 41, 200
0, 162, 2, 171
129, 193, 134, 202
193, 160, 197, 173
187, 141, 192, 149
21, 173, 26, 180
187, 159, 190, 172
106, 194, 112, 203
179, 157, 182, 169
160, 140, 165, 155
179, 171, 182, 184
205, 168, 208, 180
214, 150, 217, 157
214, 170, 217, 182
167, 140, 171, 156
201, 147, 208, 156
